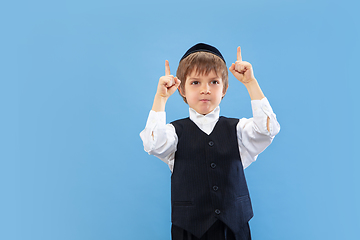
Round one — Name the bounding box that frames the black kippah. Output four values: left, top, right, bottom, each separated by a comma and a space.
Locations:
180, 43, 226, 64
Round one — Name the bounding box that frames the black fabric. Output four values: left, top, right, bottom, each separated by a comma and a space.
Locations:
172, 220, 238, 240
171, 117, 253, 239
171, 220, 251, 240
180, 43, 226, 63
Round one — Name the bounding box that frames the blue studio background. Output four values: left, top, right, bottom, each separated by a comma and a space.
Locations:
1, 0, 359, 239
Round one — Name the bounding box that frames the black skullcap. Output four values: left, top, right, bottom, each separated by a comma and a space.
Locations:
180, 43, 226, 64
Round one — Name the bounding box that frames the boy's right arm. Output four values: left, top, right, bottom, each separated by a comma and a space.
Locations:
139, 60, 181, 171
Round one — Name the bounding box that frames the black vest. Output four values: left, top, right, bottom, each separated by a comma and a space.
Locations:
171, 117, 254, 238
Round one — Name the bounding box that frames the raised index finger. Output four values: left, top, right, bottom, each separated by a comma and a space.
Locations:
165, 60, 171, 75
237, 46, 242, 61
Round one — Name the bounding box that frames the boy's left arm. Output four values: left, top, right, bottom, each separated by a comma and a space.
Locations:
229, 46, 272, 132
229, 47, 280, 168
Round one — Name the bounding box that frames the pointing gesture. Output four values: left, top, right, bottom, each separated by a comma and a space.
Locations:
165, 60, 171, 76
156, 60, 181, 99
229, 47, 255, 84
237, 46, 242, 62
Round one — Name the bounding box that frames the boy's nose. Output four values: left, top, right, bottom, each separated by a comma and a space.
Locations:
200, 85, 210, 94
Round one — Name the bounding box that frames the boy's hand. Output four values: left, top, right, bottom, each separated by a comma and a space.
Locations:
156, 60, 181, 99
229, 47, 256, 84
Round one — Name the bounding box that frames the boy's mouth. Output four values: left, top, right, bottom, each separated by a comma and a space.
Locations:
200, 99, 210, 102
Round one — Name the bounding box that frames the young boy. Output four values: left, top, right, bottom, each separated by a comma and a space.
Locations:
140, 43, 280, 240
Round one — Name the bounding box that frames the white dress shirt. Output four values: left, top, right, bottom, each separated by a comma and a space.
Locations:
140, 97, 280, 172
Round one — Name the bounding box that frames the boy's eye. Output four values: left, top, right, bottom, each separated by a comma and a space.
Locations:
191, 81, 199, 85
211, 80, 219, 84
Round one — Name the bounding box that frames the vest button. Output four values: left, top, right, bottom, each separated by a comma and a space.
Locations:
210, 163, 216, 168
208, 141, 214, 146
213, 185, 219, 191
215, 209, 221, 215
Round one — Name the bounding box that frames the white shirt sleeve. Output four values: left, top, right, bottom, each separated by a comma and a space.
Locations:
139, 110, 177, 172
237, 97, 280, 169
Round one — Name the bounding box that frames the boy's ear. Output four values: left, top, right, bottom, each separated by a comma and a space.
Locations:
222, 84, 229, 97
178, 85, 185, 97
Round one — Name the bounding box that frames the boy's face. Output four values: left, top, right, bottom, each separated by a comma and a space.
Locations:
180, 69, 227, 115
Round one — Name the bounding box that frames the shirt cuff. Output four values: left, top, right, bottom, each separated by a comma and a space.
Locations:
145, 110, 166, 128
251, 97, 273, 114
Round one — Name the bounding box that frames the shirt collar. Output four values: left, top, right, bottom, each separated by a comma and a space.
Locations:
189, 106, 220, 125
